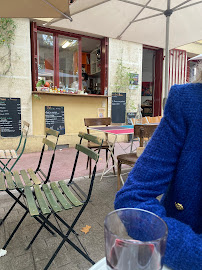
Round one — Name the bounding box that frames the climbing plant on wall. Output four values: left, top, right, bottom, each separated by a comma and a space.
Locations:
113, 58, 137, 113
0, 18, 16, 47
0, 18, 16, 75
114, 58, 131, 93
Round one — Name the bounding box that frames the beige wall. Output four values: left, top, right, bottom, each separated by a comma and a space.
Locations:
177, 42, 202, 56
32, 93, 108, 151
108, 38, 143, 117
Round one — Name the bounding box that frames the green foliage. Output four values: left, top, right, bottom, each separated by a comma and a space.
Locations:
33, 94, 41, 100
0, 18, 16, 76
36, 79, 45, 87
0, 18, 16, 48
114, 58, 137, 112
114, 58, 131, 93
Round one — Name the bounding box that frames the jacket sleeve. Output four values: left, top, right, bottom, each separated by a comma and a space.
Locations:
114, 85, 202, 270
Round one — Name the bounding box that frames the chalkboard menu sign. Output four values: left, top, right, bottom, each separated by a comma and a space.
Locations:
45, 106, 65, 135
111, 93, 126, 123
0, 97, 21, 137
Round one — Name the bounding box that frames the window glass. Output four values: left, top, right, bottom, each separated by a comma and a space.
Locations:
37, 31, 54, 88
58, 36, 79, 91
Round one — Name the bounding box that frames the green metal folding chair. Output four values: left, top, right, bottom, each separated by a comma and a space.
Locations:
0, 132, 103, 270
0, 121, 30, 173
0, 128, 59, 233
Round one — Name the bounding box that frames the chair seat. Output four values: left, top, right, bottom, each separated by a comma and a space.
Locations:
0, 149, 18, 159
0, 121, 30, 174
25, 181, 83, 217
117, 153, 138, 166
88, 141, 112, 149
0, 169, 42, 191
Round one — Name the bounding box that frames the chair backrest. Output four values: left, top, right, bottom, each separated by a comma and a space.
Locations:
134, 124, 158, 147
16, 120, 30, 153
142, 117, 149, 124
131, 116, 163, 125
147, 116, 162, 123
36, 128, 60, 183
130, 117, 149, 125
68, 132, 103, 201
84, 117, 111, 140
84, 117, 111, 131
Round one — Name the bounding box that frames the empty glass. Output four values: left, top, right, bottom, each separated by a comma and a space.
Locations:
104, 208, 168, 270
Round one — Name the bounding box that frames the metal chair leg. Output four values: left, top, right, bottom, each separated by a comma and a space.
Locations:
117, 160, 122, 191
38, 214, 95, 270
89, 158, 92, 178
106, 149, 108, 168
112, 149, 116, 175
2, 210, 28, 250
25, 213, 52, 250
0, 193, 22, 226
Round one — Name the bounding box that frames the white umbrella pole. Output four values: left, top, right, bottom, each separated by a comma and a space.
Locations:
163, 0, 172, 109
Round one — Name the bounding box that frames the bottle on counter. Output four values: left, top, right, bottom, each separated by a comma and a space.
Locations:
135, 104, 142, 124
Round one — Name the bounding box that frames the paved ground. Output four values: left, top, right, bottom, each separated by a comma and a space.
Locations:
0, 143, 132, 270
13, 141, 137, 181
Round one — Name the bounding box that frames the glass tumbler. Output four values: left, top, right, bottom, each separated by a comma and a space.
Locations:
104, 208, 168, 270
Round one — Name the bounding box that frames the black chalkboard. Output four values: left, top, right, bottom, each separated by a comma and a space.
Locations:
111, 93, 126, 123
45, 106, 65, 135
0, 97, 21, 137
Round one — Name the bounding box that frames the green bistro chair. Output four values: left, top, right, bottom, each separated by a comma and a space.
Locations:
0, 121, 30, 173
0, 132, 103, 270
0, 128, 59, 233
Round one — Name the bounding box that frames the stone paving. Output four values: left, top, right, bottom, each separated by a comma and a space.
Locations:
0, 171, 129, 270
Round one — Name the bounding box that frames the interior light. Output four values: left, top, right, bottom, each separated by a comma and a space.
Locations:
62, 40, 77, 49
62, 40, 71, 48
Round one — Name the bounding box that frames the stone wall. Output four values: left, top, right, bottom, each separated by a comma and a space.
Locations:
0, 18, 32, 134
108, 38, 143, 118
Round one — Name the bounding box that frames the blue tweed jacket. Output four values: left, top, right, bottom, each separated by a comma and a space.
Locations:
114, 83, 202, 270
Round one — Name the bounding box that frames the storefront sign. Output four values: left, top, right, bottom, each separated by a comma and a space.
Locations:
0, 97, 21, 137
111, 93, 126, 123
129, 73, 139, 89
45, 106, 65, 135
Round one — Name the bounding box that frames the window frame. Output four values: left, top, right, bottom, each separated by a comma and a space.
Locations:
31, 22, 107, 95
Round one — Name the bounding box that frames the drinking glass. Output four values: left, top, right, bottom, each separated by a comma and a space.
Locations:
104, 208, 168, 270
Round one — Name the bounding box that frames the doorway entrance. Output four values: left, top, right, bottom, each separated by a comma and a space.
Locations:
141, 47, 163, 117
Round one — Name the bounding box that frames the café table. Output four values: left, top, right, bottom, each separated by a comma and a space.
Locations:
88, 125, 134, 181
89, 257, 172, 270
88, 123, 159, 182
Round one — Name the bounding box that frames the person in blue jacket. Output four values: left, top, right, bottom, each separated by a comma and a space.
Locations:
114, 63, 202, 270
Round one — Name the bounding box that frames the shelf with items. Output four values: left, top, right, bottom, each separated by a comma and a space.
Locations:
90, 47, 101, 75
90, 61, 101, 75
141, 104, 153, 117
32, 90, 108, 98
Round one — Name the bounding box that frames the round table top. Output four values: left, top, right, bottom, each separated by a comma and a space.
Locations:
89, 257, 172, 270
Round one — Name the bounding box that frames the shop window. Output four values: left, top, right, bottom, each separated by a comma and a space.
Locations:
81, 37, 102, 94
37, 32, 54, 88
31, 24, 108, 95
58, 36, 79, 90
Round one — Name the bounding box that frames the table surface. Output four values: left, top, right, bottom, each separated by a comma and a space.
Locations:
89, 124, 159, 135
89, 257, 171, 270
88, 125, 134, 135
